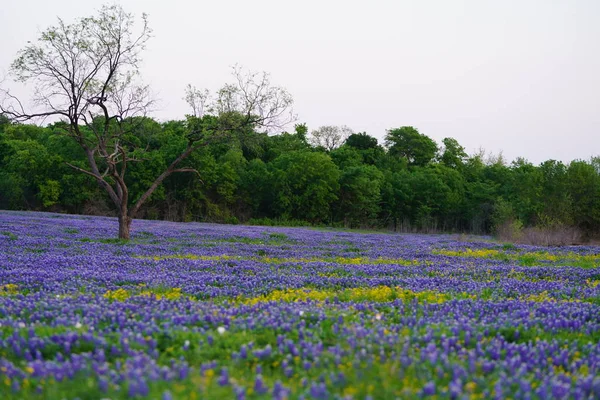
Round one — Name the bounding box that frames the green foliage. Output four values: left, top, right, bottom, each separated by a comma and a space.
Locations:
38, 180, 62, 208
440, 137, 467, 169
380, 169, 411, 230
268, 151, 340, 223
1, 231, 18, 240
0, 114, 10, 131
329, 146, 363, 170
501, 243, 517, 251
238, 159, 271, 216
385, 126, 438, 167
491, 197, 524, 241
336, 165, 384, 228
1, 117, 600, 240
567, 160, 600, 233
538, 160, 571, 226
262, 131, 310, 162
345, 132, 379, 150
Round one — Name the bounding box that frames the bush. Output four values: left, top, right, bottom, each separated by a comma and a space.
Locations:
519, 226, 583, 246
495, 221, 583, 246
494, 219, 523, 242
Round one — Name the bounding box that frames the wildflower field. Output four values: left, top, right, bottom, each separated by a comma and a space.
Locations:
0, 212, 599, 399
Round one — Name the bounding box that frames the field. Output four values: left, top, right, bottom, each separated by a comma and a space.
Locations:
0, 211, 599, 399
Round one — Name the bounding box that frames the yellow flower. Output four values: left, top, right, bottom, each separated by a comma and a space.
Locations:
465, 382, 477, 392
103, 288, 130, 301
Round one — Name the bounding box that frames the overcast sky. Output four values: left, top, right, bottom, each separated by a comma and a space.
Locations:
1, 0, 599, 164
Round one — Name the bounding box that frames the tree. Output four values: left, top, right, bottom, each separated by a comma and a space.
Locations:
239, 159, 271, 217
506, 158, 543, 225
0, 114, 10, 132
404, 167, 452, 231
0, 124, 63, 210
329, 146, 363, 170
269, 151, 340, 223
1, 5, 293, 239
439, 137, 467, 169
539, 160, 571, 226
385, 126, 438, 167
379, 169, 411, 231
186, 65, 294, 134
567, 160, 600, 233
309, 125, 353, 151
184, 85, 210, 118
293, 123, 309, 143
344, 132, 385, 165
345, 132, 379, 150
336, 165, 383, 227
262, 127, 310, 163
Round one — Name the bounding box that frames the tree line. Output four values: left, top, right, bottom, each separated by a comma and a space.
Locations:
1, 115, 599, 241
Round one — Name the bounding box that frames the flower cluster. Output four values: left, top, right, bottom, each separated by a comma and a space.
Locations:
0, 211, 598, 399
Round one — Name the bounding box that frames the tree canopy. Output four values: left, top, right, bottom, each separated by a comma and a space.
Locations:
2, 115, 599, 240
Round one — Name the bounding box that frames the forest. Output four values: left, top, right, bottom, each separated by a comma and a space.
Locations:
1, 114, 599, 243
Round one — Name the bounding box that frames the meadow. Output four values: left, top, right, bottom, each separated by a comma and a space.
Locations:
0, 211, 599, 399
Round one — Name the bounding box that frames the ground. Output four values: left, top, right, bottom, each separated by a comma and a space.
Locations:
0, 211, 599, 399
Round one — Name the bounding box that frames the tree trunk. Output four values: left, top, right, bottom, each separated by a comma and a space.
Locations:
118, 214, 132, 240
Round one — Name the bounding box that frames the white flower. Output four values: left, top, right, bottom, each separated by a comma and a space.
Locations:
217, 326, 226, 335
375, 314, 382, 320
75, 322, 83, 329
18, 322, 25, 328
184, 340, 190, 347
299, 311, 305, 316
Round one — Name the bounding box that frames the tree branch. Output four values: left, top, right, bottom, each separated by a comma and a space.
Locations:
129, 142, 207, 217
66, 162, 101, 179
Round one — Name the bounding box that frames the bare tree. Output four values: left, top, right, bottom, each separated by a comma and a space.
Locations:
309, 125, 354, 151
472, 147, 506, 167
183, 84, 210, 118
1, 5, 293, 239
186, 65, 295, 134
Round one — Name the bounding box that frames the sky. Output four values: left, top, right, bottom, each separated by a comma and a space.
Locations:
1, 0, 599, 164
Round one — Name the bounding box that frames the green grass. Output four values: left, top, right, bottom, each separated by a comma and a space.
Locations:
1, 231, 18, 240
344, 246, 362, 253
2, 315, 597, 400
266, 232, 289, 241
501, 242, 518, 251
517, 253, 540, 267
437, 247, 600, 269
